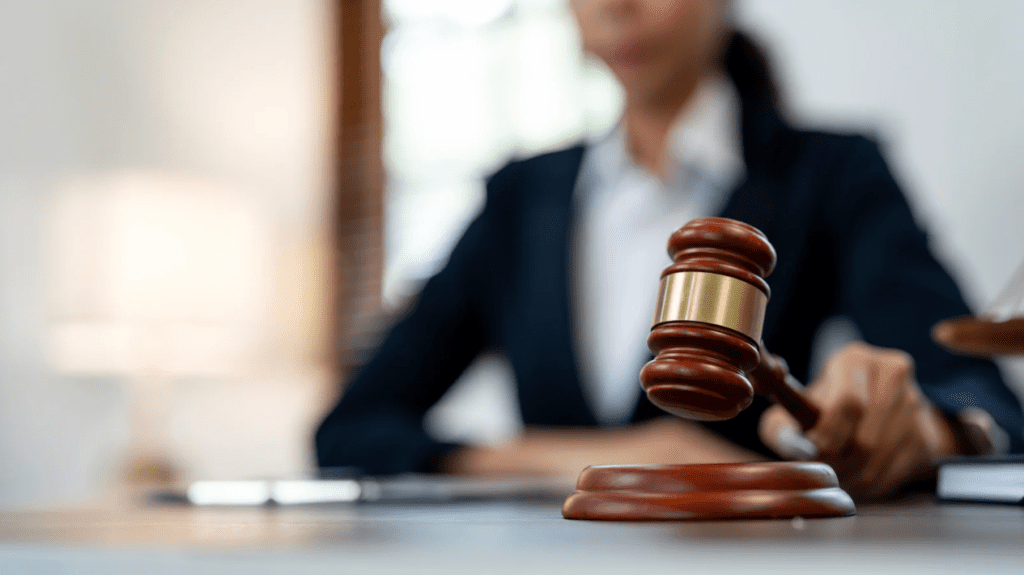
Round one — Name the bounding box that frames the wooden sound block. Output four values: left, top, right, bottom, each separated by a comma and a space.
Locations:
562, 462, 856, 521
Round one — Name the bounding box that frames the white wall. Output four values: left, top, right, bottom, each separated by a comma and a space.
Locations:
0, 0, 331, 508
0, 0, 134, 509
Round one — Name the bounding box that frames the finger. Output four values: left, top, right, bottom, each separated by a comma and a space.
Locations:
856, 371, 936, 490
850, 415, 915, 496
777, 427, 819, 461
825, 350, 904, 483
759, 405, 818, 460
823, 433, 871, 483
855, 349, 914, 453
860, 437, 927, 501
806, 344, 865, 405
854, 387, 917, 485
805, 360, 868, 457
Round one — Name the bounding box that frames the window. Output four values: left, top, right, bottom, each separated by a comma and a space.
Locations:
381, 0, 622, 307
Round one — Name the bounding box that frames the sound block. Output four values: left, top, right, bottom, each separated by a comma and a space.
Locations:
562, 462, 856, 521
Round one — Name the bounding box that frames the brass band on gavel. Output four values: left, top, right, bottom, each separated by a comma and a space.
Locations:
651, 271, 768, 342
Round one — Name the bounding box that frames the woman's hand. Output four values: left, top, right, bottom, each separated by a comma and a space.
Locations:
759, 342, 958, 501
442, 417, 762, 478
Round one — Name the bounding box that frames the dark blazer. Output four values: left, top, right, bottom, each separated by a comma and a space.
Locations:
316, 99, 1024, 474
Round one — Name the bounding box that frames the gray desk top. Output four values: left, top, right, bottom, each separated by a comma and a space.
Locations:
1, 497, 1022, 574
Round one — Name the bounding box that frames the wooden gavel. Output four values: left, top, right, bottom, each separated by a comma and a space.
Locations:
563, 217, 855, 521
639, 217, 820, 430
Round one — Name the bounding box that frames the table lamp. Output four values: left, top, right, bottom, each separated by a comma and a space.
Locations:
47, 171, 269, 484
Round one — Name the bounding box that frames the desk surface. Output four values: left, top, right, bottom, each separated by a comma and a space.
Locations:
1, 496, 1022, 574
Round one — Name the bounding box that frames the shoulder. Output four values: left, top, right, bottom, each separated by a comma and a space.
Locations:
766, 122, 898, 211
774, 125, 920, 249
793, 128, 897, 198
479, 145, 587, 218
775, 124, 888, 179
741, 104, 896, 203
486, 145, 586, 192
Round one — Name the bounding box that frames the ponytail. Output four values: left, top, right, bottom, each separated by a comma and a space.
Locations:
724, 30, 780, 113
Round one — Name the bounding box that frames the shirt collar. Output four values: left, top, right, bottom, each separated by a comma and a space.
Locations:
668, 73, 746, 193
585, 73, 746, 197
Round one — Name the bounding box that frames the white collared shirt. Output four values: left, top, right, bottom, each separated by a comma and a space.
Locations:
573, 74, 746, 425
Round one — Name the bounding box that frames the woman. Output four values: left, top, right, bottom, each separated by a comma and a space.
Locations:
317, 0, 1024, 500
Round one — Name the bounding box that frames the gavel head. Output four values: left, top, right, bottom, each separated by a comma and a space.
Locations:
639, 217, 777, 420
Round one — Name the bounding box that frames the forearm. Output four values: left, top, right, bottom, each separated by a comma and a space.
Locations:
439, 428, 633, 477
316, 410, 460, 475
440, 419, 764, 477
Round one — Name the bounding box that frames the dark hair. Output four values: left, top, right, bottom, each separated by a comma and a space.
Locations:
724, 30, 780, 113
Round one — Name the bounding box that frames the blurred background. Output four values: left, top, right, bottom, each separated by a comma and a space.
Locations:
1, 0, 1022, 508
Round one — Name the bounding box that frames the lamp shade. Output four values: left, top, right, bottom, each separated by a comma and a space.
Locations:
47, 171, 271, 376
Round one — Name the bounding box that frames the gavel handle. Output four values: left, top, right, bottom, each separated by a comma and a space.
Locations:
750, 342, 821, 431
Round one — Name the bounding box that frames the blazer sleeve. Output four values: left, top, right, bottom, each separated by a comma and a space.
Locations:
315, 166, 516, 474
824, 136, 1024, 452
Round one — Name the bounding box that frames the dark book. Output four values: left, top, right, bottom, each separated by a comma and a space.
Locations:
937, 455, 1024, 504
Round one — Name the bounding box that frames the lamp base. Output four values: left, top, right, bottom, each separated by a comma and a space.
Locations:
122, 452, 178, 487
562, 462, 855, 521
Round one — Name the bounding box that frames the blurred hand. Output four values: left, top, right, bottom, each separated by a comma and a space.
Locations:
759, 342, 958, 501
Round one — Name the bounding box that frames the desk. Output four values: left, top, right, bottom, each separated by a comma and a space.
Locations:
1, 497, 1021, 574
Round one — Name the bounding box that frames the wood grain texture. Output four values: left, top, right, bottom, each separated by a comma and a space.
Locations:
563, 463, 856, 521
641, 218, 775, 421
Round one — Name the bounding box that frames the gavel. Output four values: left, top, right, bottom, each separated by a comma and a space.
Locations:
640, 217, 820, 428
563, 217, 856, 521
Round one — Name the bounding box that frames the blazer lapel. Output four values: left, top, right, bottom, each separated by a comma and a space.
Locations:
513, 147, 598, 427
